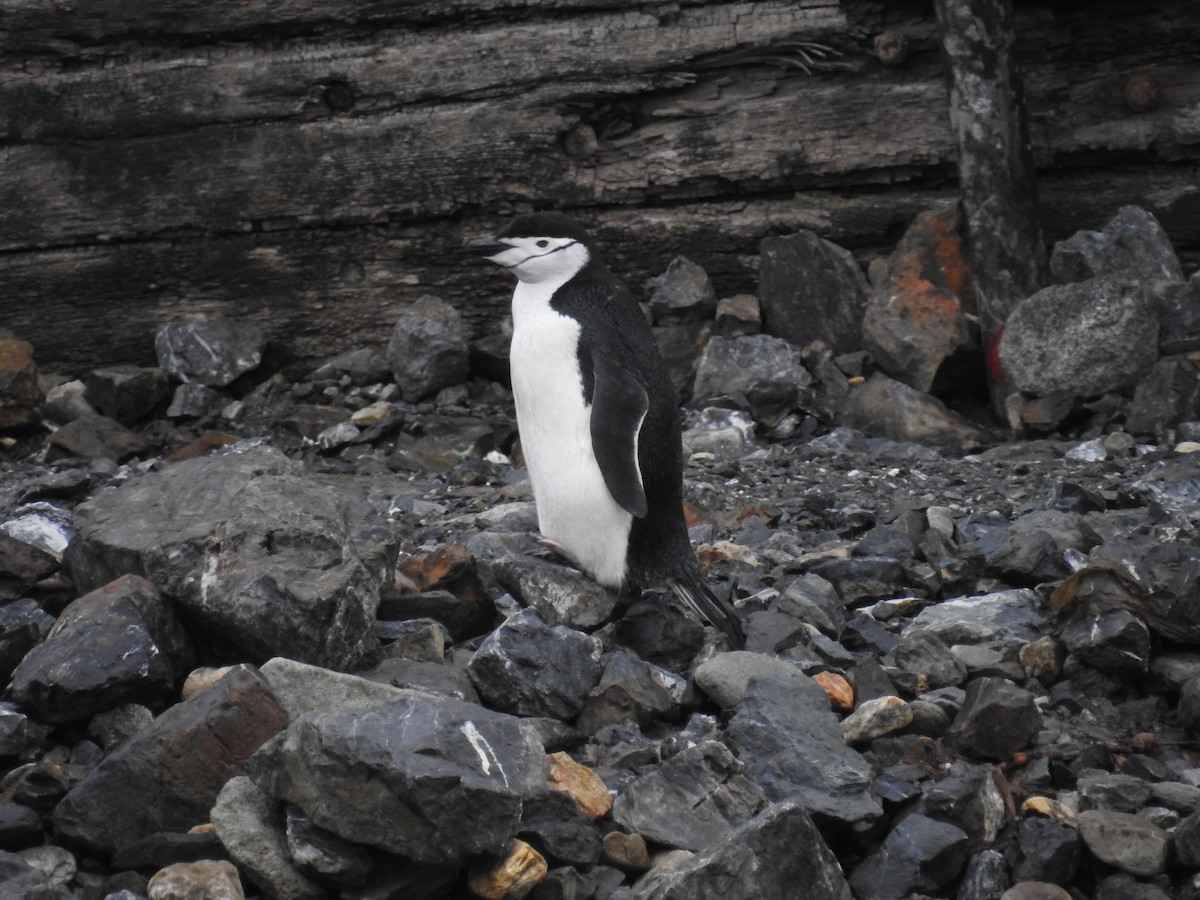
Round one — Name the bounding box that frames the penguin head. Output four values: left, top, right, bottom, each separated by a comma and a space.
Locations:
469, 213, 593, 285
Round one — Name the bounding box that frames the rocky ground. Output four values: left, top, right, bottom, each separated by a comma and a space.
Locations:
0, 204, 1198, 900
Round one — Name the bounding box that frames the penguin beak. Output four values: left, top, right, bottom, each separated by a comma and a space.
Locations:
467, 236, 512, 258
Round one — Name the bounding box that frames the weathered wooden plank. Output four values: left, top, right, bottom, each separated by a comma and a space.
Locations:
0, 0, 724, 43
1, 2, 848, 139
2, 67, 955, 250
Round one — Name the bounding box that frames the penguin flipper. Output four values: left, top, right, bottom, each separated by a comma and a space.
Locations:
589, 357, 649, 519
668, 573, 745, 648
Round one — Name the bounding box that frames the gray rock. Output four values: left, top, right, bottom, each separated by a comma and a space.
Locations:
903, 589, 1048, 655
211, 776, 326, 900
9, 574, 193, 724
46, 412, 151, 463
759, 230, 869, 356
1076, 809, 1168, 877
0, 797, 42, 851
155, 320, 266, 387
577, 649, 684, 734
386, 295, 469, 403
626, 801, 852, 900
999, 277, 1159, 397
248, 693, 546, 865
1077, 772, 1152, 813
1059, 605, 1151, 675
1172, 807, 1200, 868
945, 677, 1040, 761
775, 574, 844, 637
654, 323, 706, 403
1126, 355, 1200, 437
923, 761, 1007, 846
848, 814, 969, 899
466, 608, 604, 720
311, 346, 392, 386
285, 805, 375, 890
713, 294, 761, 338
956, 517, 1073, 585
166, 382, 223, 419
612, 741, 765, 851
893, 630, 969, 688
42, 379, 97, 425
359, 656, 480, 704
957, 848, 1010, 900
491, 555, 619, 630
1148, 277, 1200, 353
1050, 205, 1183, 286
83, 366, 170, 424
259, 657, 420, 720
519, 789, 603, 867
693, 651, 819, 710
53, 665, 287, 856
64, 446, 396, 669
840, 373, 983, 452
1014, 815, 1082, 884
690, 334, 812, 424
0, 850, 72, 899
1000, 882, 1073, 900
723, 664, 881, 826
1095, 872, 1174, 900
644, 256, 718, 323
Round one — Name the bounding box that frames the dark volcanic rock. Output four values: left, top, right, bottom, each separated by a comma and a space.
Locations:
9, 574, 193, 724
612, 741, 766, 851
491, 555, 619, 630
248, 692, 547, 865
1050, 205, 1183, 286
155, 320, 266, 387
211, 776, 326, 900
759, 229, 869, 356
690, 334, 812, 419
466, 608, 604, 720
644, 255, 718, 323
46, 412, 151, 462
715, 656, 881, 827
64, 445, 396, 668
83, 366, 170, 425
945, 677, 1040, 761
627, 801, 853, 900
386, 295, 470, 403
53, 665, 286, 857
848, 813, 970, 899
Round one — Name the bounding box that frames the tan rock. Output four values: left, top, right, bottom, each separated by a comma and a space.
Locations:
467, 839, 547, 900
546, 751, 612, 819
601, 830, 650, 872
148, 859, 244, 900
811, 670, 854, 711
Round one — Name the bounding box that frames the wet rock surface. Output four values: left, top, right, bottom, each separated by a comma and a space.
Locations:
0, 204, 1198, 898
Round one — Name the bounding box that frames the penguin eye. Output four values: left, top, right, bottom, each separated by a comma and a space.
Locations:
536, 240, 549, 248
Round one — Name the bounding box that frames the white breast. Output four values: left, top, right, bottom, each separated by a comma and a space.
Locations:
509, 281, 632, 589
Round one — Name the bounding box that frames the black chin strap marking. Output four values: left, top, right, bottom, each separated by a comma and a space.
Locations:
501, 239, 579, 269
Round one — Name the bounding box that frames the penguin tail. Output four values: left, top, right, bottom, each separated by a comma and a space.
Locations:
668, 573, 745, 648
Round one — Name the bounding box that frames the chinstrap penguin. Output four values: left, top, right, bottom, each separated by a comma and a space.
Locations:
469, 212, 744, 646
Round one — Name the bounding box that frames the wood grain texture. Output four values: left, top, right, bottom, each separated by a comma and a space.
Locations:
2, 0, 1198, 373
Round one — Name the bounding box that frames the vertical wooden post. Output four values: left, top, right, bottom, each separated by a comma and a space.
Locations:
933, 0, 1047, 425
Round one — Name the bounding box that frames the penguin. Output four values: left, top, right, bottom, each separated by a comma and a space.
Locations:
469, 212, 744, 647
